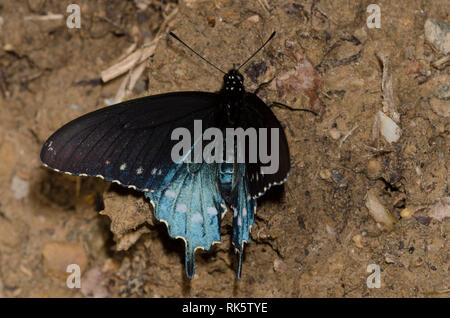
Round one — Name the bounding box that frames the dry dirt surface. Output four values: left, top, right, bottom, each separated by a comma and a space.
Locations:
0, 0, 448, 297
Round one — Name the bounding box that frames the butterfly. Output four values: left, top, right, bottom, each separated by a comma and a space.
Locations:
40, 31, 290, 279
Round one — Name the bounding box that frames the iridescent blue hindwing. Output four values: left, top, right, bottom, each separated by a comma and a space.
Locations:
145, 162, 226, 278
218, 162, 256, 279
230, 164, 257, 279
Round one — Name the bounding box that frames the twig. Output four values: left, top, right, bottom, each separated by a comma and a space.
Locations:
362, 143, 392, 154
376, 52, 400, 123
423, 289, 450, 295
113, 73, 132, 104
129, 63, 147, 92
97, 15, 126, 33
0, 69, 9, 98
257, 0, 271, 13
100, 7, 178, 83
100, 42, 157, 83
113, 43, 138, 64
24, 13, 63, 21
113, 48, 148, 103
431, 54, 450, 69
339, 124, 359, 148
158, 7, 178, 36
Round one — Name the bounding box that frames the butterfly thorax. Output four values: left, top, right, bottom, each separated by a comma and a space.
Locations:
221, 69, 245, 125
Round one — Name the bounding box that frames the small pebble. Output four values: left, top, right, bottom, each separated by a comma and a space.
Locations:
42, 242, 88, 279
328, 128, 341, 140
174, 68, 186, 77
435, 84, 449, 100
427, 197, 450, 222
3, 43, 13, 51
331, 169, 344, 184
325, 223, 335, 236
247, 15, 260, 23
400, 208, 413, 219
285, 40, 294, 49
367, 159, 382, 179
104, 98, 116, 106
365, 189, 397, 231
424, 19, 450, 55
378, 111, 401, 143
319, 168, 332, 181
404, 144, 417, 155
134, 0, 150, 10
69, 103, 83, 111
410, 256, 423, 267
352, 234, 363, 248
385, 254, 396, 264
273, 259, 287, 272
11, 176, 29, 200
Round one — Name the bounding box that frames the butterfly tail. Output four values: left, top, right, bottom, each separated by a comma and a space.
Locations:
236, 250, 243, 280
185, 244, 196, 279
230, 164, 257, 279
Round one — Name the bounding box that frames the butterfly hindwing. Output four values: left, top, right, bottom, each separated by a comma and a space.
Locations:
215, 93, 290, 278
241, 93, 290, 198
145, 162, 226, 278
227, 163, 257, 279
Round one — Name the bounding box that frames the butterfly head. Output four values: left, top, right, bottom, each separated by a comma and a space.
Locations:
223, 70, 244, 95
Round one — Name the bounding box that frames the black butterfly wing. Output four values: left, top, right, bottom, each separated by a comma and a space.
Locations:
241, 93, 290, 199
40, 92, 221, 192
224, 162, 257, 279
218, 94, 289, 278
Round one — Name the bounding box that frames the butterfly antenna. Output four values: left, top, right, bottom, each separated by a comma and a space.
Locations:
237, 31, 276, 71
169, 32, 226, 75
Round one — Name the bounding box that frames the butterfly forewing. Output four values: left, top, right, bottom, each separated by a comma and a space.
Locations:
40, 92, 220, 191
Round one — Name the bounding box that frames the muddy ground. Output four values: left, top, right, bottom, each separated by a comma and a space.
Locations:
0, 0, 448, 297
